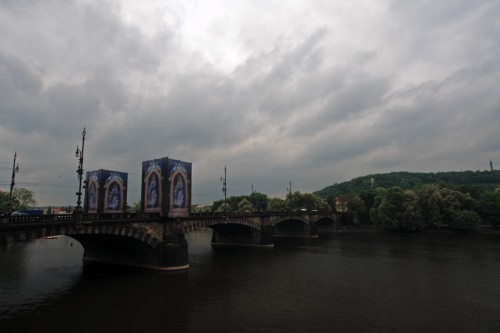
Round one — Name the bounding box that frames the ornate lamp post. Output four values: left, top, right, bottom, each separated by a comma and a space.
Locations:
220, 165, 227, 212
75, 128, 86, 213
8, 151, 19, 214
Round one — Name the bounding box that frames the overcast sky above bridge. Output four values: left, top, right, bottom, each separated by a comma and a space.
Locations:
1, 0, 499, 207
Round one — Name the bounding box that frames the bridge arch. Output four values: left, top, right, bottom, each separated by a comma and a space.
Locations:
0, 216, 188, 271
271, 217, 313, 237
68, 233, 160, 269
203, 218, 262, 245
205, 219, 261, 231
270, 216, 309, 228
314, 216, 336, 225
65, 224, 188, 270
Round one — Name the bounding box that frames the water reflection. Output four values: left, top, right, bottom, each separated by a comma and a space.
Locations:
2, 230, 500, 332
0, 236, 83, 322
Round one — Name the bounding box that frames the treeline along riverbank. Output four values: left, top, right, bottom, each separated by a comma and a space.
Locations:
316, 171, 500, 231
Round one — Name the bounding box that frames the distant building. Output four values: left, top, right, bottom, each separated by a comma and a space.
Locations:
47, 207, 64, 214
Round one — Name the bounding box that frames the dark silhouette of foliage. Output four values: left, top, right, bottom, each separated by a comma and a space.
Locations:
314, 170, 500, 199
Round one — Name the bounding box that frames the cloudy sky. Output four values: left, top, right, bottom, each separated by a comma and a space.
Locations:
1, 0, 499, 207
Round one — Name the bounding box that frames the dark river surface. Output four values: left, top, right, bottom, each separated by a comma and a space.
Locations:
1, 229, 500, 333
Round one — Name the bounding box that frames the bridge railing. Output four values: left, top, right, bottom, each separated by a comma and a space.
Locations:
5, 214, 74, 224
83, 212, 162, 222
2, 211, 333, 228
1, 212, 163, 228
188, 210, 331, 219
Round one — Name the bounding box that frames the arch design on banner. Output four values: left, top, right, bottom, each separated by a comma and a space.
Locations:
87, 172, 99, 213
144, 161, 162, 213
169, 162, 190, 217
104, 173, 126, 212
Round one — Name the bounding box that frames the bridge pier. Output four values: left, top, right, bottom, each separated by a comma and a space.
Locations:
159, 219, 189, 270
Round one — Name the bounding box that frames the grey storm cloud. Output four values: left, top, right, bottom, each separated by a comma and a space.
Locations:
1, 0, 499, 206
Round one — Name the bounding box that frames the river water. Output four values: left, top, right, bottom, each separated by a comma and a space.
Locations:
1, 229, 500, 332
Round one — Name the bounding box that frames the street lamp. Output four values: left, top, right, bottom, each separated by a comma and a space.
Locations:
8, 152, 19, 214
287, 181, 293, 213
220, 165, 227, 212
75, 128, 86, 212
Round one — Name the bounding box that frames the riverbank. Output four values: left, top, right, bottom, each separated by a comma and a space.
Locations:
322, 224, 500, 234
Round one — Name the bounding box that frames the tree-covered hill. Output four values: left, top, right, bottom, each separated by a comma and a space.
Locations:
314, 170, 500, 198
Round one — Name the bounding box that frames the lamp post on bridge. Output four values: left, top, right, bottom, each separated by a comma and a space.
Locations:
75, 128, 86, 215
8, 151, 19, 214
220, 165, 227, 213
287, 181, 293, 214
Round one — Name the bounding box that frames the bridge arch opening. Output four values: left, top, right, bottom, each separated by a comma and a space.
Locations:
209, 223, 262, 245
314, 216, 337, 232
273, 219, 310, 237
315, 216, 335, 226
68, 233, 161, 269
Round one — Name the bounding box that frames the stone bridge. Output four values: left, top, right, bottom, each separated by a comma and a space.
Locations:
182, 211, 337, 245
1, 211, 337, 270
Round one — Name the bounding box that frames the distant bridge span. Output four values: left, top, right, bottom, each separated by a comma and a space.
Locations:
181, 212, 336, 244
182, 211, 336, 231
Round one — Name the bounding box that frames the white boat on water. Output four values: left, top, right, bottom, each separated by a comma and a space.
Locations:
45, 236, 63, 239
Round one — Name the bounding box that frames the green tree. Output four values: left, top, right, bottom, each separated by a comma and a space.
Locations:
216, 202, 230, 213
359, 190, 376, 211
285, 191, 303, 211
339, 194, 367, 225
249, 192, 268, 211
1, 188, 36, 212
449, 210, 481, 230
415, 186, 480, 230
0, 191, 10, 213
369, 207, 379, 225
13, 188, 36, 208
368, 188, 386, 225
285, 191, 329, 212
401, 190, 425, 231
439, 188, 477, 228
477, 191, 500, 228
417, 184, 443, 227
267, 197, 286, 212
237, 199, 253, 212
302, 193, 331, 211
377, 187, 424, 230
378, 187, 406, 229
325, 195, 337, 212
